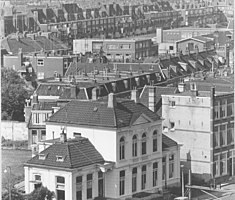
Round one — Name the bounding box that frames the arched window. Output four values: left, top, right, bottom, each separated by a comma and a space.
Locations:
141, 133, 147, 155
132, 135, 138, 157
119, 137, 125, 160
153, 130, 158, 152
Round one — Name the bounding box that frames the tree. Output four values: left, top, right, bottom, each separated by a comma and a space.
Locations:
1, 68, 33, 121
2, 189, 24, 200
27, 186, 55, 200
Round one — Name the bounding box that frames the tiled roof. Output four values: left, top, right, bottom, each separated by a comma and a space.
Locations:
35, 83, 88, 100
48, 98, 160, 128
26, 137, 105, 169
162, 134, 178, 150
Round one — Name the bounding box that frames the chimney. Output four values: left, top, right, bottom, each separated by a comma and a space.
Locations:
156, 28, 163, 43
18, 48, 23, 66
190, 82, 198, 96
32, 93, 39, 105
24, 99, 31, 123
108, 93, 116, 108
92, 87, 98, 100
131, 88, 139, 103
178, 80, 186, 93
60, 130, 67, 143
71, 85, 77, 99
148, 86, 156, 112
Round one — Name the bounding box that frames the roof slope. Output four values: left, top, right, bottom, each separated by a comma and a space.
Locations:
48, 99, 160, 128
162, 134, 178, 150
26, 137, 104, 169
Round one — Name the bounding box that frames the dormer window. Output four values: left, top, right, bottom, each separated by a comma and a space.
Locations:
56, 155, 64, 162
39, 153, 47, 160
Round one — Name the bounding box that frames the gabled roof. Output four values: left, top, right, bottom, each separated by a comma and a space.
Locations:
26, 137, 105, 169
47, 98, 160, 128
162, 134, 178, 150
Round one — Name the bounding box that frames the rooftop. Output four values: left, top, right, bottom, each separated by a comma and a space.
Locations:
162, 134, 178, 150
26, 137, 105, 169
47, 97, 160, 128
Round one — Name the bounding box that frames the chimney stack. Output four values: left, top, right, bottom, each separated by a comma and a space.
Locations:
190, 82, 198, 96
131, 88, 139, 103
60, 130, 67, 143
149, 86, 157, 112
71, 85, 77, 99
92, 87, 98, 100
108, 93, 116, 108
178, 80, 186, 93
32, 93, 39, 105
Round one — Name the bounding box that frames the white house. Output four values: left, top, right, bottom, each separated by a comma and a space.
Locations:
24, 134, 110, 200
39, 91, 181, 199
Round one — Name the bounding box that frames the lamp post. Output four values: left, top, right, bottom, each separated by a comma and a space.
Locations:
4, 166, 12, 200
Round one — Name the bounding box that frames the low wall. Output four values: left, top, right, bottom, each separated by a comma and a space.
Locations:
1, 121, 28, 141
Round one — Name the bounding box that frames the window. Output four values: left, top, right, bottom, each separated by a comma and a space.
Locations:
119, 170, 125, 196
170, 101, 176, 107
33, 113, 40, 124
227, 98, 234, 116
132, 168, 137, 192
227, 123, 234, 145
37, 59, 44, 66
214, 155, 219, 177
220, 100, 226, 118
220, 124, 226, 146
153, 131, 158, 152
153, 162, 158, 187
162, 157, 166, 180
169, 154, 174, 179
98, 171, 104, 197
56, 155, 64, 162
32, 130, 37, 144
34, 174, 41, 181
141, 133, 147, 155
87, 174, 93, 199
56, 176, 65, 189
214, 126, 219, 147
41, 130, 46, 141
169, 46, 174, 50
220, 153, 227, 175
141, 165, 147, 190
132, 135, 138, 157
170, 122, 175, 130
76, 176, 82, 200
119, 137, 125, 160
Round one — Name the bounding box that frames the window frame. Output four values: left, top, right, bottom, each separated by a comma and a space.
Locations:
152, 131, 158, 152
132, 135, 138, 157
141, 133, 147, 155
119, 137, 125, 160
